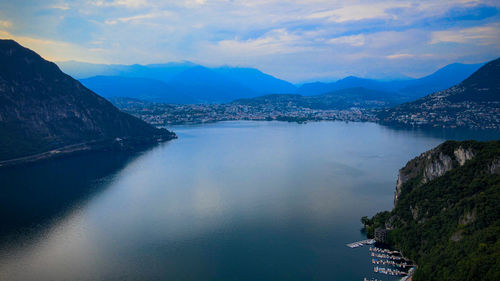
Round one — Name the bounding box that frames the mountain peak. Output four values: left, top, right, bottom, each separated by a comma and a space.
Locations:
0, 39, 176, 164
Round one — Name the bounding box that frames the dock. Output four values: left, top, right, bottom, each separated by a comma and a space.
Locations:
346, 239, 376, 248
374, 266, 408, 276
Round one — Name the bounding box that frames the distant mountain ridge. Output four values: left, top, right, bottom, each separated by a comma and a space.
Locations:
377, 57, 500, 129
233, 87, 402, 110
298, 63, 483, 100
60, 61, 296, 103
0, 39, 176, 164
59, 60, 484, 104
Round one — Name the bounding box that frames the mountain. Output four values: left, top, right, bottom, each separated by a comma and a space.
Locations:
58, 61, 298, 103
79, 76, 197, 104
377, 57, 500, 129
0, 39, 176, 165
364, 140, 500, 281
57, 61, 195, 82
165, 66, 256, 102
233, 87, 400, 110
298, 63, 483, 100
212, 67, 297, 94
397, 63, 484, 98
298, 76, 390, 96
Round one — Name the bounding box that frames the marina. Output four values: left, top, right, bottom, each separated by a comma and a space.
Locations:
374, 266, 408, 276
346, 239, 376, 248
348, 239, 415, 280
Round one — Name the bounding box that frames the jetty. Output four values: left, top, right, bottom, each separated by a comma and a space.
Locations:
369, 247, 400, 255
346, 239, 376, 248
371, 252, 404, 260
372, 259, 412, 268
374, 266, 407, 276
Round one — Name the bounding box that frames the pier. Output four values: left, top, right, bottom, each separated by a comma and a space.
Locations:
346, 239, 376, 248
374, 266, 408, 276
369, 247, 400, 255
371, 252, 403, 260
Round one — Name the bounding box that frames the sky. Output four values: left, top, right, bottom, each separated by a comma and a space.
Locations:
0, 0, 499, 82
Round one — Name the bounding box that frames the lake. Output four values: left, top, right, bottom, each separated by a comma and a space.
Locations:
1, 121, 498, 281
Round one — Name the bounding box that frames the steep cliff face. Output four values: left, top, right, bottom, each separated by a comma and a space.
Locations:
394, 142, 476, 205
0, 39, 176, 163
367, 140, 500, 281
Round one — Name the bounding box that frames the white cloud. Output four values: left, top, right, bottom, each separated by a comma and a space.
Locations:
430, 24, 500, 45
386, 53, 415, 59
1, 0, 499, 81
0, 20, 12, 28
328, 34, 365, 46
91, 0, 150, 8
211, 29, 309, 56
51, 3, 71, 10
104, 11, 172, 25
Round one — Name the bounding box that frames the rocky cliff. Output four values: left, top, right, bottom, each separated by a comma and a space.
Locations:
394, 142, 476, 204
0, 39, 176, 164
365, 140, 500, 281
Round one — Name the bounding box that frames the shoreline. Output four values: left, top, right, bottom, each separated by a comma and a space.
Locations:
0, 135, 176, 168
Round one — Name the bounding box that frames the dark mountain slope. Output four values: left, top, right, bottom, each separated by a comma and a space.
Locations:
0, 39, 175, 163
398, 63, 483, 98
377, 57, 500, 129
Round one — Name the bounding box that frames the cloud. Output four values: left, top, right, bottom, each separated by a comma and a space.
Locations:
328, 34, 365, 46
91, 0, 150, 8
0, 0, 499, 81
0, 20, 12, 28
0, 29, 105, 63
104, 11, 172, 25
211, 28, 309, 56
430, 24, 500, 45
307, 3, 409, 23
51, 3, 70, 10
386, 53, 415, 59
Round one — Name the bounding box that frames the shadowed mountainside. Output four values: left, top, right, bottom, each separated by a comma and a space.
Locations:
0, 39, 176, 163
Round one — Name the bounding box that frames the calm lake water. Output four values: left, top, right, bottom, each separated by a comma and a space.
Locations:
1, 121, 498, 281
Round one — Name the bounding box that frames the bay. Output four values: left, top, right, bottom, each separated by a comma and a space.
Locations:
0, 121, 498, 281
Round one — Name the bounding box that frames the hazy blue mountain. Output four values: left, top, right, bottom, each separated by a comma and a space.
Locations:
397, 62, 484, 97
59, 60, 484, 104
213, 67, 297, 94
298, 63, 483, 99
167, 66, 256, 102
234, 87, 401, 110
59, 61, 298, 102
80, 76, 197, 104
57, 61, 196, 81
0, 39, 175, 163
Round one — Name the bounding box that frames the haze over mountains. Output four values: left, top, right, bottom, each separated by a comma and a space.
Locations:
58, 60, 483, 104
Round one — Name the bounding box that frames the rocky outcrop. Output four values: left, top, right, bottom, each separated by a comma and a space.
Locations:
489, 158, 500, 174
394, 143, 476, 205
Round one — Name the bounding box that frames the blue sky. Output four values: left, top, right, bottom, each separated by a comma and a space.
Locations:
0, 0, 499, 82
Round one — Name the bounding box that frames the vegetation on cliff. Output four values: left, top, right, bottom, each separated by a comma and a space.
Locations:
364, 140, 500, 281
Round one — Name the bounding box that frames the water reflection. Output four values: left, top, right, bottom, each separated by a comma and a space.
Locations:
0, 150, 149, 240
0, 121, 498, 281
